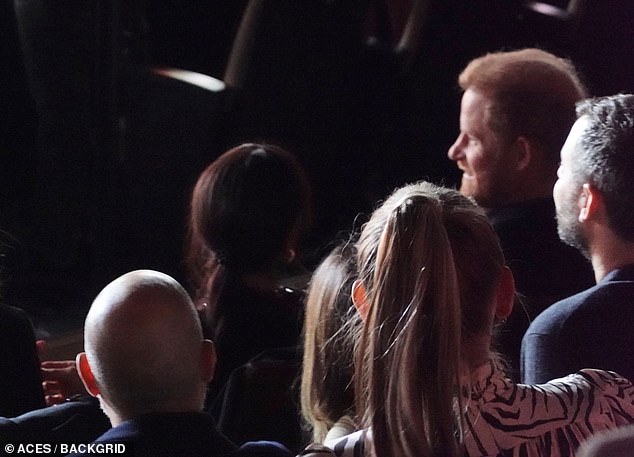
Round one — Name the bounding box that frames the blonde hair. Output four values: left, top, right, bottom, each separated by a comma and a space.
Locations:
300, 242, 360, 442
355, 181, 506, 457
459, 48, 588, 167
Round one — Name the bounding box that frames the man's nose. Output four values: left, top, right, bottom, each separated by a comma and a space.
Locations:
447, 134, 466, 160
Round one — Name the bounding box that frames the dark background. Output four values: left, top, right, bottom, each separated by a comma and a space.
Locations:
1, 0, 633, 327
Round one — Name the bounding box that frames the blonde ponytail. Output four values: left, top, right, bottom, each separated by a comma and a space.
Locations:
356, 183, 465, 457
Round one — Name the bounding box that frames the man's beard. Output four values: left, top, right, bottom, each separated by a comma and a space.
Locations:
556, 195, 591, 260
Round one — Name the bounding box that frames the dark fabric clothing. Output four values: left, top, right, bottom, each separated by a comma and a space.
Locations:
521, 264, 634, 384
488, 198, 594, 380
0, 304, 45, 416
206, 285, 304, 403
210, 348, 305, 453
67, 412, 293, 457
0, 396, 109, 453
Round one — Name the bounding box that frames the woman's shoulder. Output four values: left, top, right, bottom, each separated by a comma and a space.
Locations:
297, 444, 338, 457
545, 369, 634, 393
489, 368, 634, 412
464, 369, 634, 456
469, 361, 634, 409
324, 416, 358, 442
298, 429, 368, 457
325, 429, 368, 457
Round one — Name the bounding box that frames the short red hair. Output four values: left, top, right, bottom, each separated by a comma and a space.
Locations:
458, 48, 588, 166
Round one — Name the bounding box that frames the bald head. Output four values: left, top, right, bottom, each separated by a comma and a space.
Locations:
79, 270, 214, 423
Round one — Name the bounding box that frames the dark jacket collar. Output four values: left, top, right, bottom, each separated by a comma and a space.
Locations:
601, 263, 634, 284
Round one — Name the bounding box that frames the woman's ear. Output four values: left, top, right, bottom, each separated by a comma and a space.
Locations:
495, 266, 515, 321
352, 280, 369, 321
76, 352, 100, 397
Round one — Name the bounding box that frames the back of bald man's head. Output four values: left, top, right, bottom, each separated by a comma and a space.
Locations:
84, 270, 207, 417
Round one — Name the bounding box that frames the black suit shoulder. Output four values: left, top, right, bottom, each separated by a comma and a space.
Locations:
0, 304, 45, 416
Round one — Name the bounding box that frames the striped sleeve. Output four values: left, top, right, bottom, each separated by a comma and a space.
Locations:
464, 368, 634, 457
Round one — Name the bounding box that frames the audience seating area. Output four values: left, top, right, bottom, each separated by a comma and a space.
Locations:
1, 1, 633, 455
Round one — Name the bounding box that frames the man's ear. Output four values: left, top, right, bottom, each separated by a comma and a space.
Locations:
200, 339, 217, 383
352, 280, 369, 321
495, 266, 515, 321
579, 183, 602, 222
513, 136, 533, 172
76, 352, 100, 397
